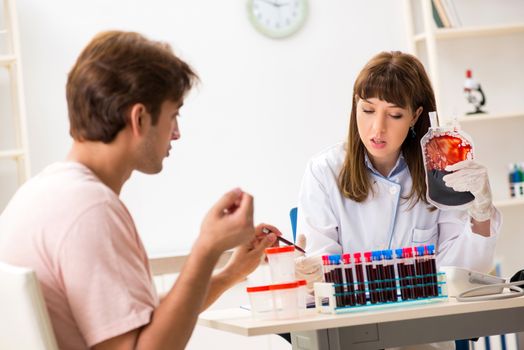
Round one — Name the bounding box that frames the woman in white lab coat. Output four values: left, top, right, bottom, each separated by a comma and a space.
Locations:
295, 51, 501, 289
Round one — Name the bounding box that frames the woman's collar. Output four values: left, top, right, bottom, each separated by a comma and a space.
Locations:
364, 152, 407, 179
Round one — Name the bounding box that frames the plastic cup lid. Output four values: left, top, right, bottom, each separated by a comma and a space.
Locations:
269, 282, 299, 290
297, 280, 306, 286
246, 285, 271, 293
265, 246, 295, 254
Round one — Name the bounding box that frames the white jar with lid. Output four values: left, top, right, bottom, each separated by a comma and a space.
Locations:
265, 246, 296, 283
297, 279, 307, 315
269, 281, 299, 319
246, 285, 274, 320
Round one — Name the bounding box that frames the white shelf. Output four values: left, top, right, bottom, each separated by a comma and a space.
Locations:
0, 148, 25, 159
494, 197, 524, 209
0, 54, 16, 66
149, 250, 234, 276
457, 112, 524, 124
414, 23, 524, 43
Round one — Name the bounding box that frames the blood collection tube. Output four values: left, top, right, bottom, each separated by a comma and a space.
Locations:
372, 251, 386, 303
395, 248, 408, 301
342, 253, 356, 306
330, 255, 344, 307
382, 249, 397, 302
353, 252, 367, 305
414, 246, 427, 298
322, 255, 331, 283
364, 251, 378, 304
403, 247, 417, 299
425, 245, 439, 296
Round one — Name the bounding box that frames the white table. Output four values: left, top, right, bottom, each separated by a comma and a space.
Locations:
198, 296, 524, 349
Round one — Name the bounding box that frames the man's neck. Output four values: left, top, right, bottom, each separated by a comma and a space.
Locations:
66, 139, 133, 195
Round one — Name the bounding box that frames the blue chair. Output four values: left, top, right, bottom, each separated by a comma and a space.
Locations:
289, 207, 298, 243
455, 340, 469, 350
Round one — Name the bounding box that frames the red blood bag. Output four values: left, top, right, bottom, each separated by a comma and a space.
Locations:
420, 113, 475, 209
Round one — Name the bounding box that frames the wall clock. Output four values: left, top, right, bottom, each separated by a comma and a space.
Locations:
247, 0, 308, 39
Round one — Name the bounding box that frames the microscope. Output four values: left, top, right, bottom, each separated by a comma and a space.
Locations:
464, 69, 487, 115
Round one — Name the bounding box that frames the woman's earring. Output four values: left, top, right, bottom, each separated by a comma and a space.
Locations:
410, 125, 416, 139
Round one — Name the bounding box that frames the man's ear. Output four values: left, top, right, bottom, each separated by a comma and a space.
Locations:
128, 103, 148, 136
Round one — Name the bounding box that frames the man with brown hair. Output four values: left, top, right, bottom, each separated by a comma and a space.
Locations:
0, 30, 280, 350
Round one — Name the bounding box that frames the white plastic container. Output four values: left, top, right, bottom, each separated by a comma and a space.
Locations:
265, 246, 296, 283
246, 285, 275, 320
269, 281, 299, 319
297, 279, 307, 315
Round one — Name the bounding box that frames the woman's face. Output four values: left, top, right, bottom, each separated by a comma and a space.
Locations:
356, 97, 419, 175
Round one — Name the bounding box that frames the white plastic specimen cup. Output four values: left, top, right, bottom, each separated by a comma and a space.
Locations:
265, 246, 296, 283
297, 279, 307, 315
246, 285, 275, 320
269, 281, 299, 319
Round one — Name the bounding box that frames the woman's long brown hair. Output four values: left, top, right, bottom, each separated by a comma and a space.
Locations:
338, 51, 436, 207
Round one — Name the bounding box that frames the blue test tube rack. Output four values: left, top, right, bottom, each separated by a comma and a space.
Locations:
315, 245, 448, 314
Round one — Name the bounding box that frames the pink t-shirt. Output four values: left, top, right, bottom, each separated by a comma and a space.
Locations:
0, 162, 159, 349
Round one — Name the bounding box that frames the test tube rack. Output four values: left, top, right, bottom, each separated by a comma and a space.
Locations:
314, 272, 448, 314
315, 245, 448, 314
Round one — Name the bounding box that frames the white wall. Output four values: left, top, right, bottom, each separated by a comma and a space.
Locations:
10, 0, 408, 255
9, 0, 523, 257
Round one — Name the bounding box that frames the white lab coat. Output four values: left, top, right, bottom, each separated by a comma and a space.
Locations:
297, 142, 501, 273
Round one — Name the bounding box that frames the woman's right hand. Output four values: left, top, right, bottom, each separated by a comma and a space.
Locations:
294, 234, 324, 293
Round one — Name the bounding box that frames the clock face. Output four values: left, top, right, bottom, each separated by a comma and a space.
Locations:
247, 0, 308, 39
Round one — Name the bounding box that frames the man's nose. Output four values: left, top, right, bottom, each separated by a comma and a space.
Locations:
171, 127, 180, 140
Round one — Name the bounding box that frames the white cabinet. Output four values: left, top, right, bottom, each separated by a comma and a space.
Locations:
404, 0, 524, 276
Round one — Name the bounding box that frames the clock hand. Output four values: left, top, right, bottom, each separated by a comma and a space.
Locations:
274, 1, 291, 7
257, 0, 279, 7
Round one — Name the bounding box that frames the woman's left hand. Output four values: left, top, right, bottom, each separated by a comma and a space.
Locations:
443, 160, 494, 222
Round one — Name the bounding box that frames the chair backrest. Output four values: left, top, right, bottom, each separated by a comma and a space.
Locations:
0, 262, 58, 350
289, 207, 298, 243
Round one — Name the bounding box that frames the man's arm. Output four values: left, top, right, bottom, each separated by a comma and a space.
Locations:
134, 241, 221, 349
201, 224, 278, 311
93, 243, 220, 350
93, 189, 256, 350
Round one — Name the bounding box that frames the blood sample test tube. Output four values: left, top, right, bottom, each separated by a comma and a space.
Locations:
322, 255, 331, 283
403, 247, 417, 299
415, 246, 427, 298
330, 255, 344, 307
425, 245, 439, 296
395, 248, 408, 301
372, 251, 386, 303
382, 249, 397, 302
364, 251, 378, 304
342, 253, 356, 306
353, 252, 367, 305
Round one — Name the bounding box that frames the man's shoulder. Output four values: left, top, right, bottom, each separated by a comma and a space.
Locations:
0, 162, 130, 269
9, 162, 121, 221
33, 162, 115, 202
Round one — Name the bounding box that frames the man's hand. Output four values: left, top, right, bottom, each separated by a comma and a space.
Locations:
221, 224, 281, 284
200, 224, 282, 311
294, 234, 323, 293
198, 188, 255, 255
